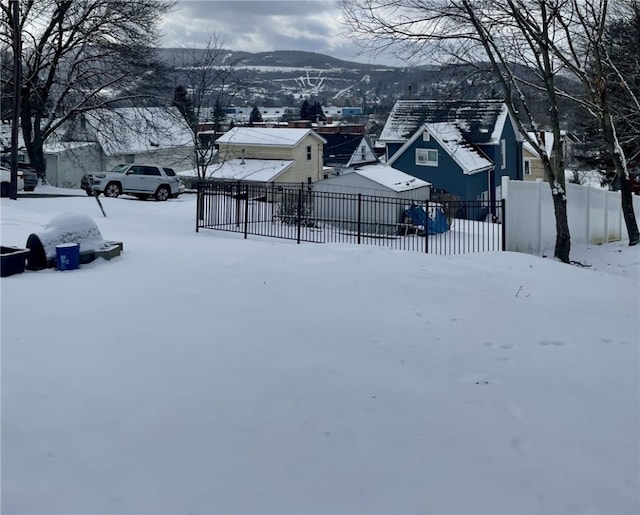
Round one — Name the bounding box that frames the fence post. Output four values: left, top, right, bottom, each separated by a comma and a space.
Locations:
586, 185, 591, 244
297, 187, 302, 244
424, 199, 429, 253
196, 181, 201, 232
243, 184, 249, 239
604, 189, 609, 244
235, 182, 241, 228
501, 200, 506, 251
537, 180, 543, 255
357, 193, 362, 244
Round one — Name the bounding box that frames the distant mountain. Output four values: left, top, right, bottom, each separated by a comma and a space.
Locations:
157, 48, 579, 129
158, 48, 397, 71
159, 48, 443, 111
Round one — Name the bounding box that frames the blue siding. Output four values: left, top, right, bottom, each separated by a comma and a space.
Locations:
386, 142, 404, 161
341, 107, 363, 117
390, 135, 489, 200
478, 116, 523, 191
386, 116, 523, 201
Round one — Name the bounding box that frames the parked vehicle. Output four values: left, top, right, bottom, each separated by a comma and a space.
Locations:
0, 166, 24, 197
82, 164, 185, 201
0, 158, 38, 191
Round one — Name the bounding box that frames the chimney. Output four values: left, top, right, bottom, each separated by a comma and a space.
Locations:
241, 148, 245, 165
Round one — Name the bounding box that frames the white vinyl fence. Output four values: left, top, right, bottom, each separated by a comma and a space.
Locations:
502, 177, 640, 255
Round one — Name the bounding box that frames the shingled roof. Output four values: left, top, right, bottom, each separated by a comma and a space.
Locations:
379, 100, 509, 145
322, 133, 363, 165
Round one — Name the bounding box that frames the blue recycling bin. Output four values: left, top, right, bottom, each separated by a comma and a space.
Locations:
56, 243, 80, 271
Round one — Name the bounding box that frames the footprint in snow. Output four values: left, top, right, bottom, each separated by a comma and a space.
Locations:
539, 340, 567, 347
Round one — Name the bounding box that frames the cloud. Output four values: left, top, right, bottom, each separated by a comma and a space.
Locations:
159, 0, 389, 64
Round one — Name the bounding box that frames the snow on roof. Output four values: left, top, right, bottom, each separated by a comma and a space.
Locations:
216, 127, 326, 147
379, 100, 507, 145
387, 123, 493, 175
428, 123, 494, 174
43, 141, 97, 154
84, 107, 193, 156
180, 159, 294, 182
525, 131, 554, 158
352, 164, 431, 192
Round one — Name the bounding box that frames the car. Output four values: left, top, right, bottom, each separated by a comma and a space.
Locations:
0, 158, 38, 191
17, 164, 38, 191
0, 165, 25, 197
83, 163, 185, 201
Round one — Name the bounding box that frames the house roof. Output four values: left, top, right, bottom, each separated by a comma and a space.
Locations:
180, 158, 294, 182
350, 164, 431, 192
83, 107, 193, 156
216, 127, 326, 147
323, 133, 371, 165
379, 100, 510, 145
387, 122, 494, 175
525, 131, 555, 159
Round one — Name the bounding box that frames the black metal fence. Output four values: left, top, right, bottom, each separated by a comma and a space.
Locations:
196, 180, 505, 254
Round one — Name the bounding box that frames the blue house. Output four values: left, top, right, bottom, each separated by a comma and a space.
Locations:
380, 100, 523, 203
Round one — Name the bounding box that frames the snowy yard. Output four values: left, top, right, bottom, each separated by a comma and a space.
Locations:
1, 192, 639, 514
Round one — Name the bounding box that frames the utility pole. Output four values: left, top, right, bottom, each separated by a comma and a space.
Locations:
10, 0, 21, 200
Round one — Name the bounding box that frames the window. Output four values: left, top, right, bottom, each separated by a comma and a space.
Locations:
306, 145, 312, 160
163, 168, 176, 177
125, 154, 135, 163
360, 146, 366, 160
142, 166, 161, 176
422, 131, 430, 142
416, 148, 438, 167
524, 160, 531, 175
500, 139, 506, 169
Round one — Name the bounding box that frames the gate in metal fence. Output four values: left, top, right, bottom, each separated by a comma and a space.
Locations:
196, 180, 505, 254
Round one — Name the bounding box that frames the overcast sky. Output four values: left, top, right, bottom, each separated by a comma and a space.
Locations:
159, 0, 390, 65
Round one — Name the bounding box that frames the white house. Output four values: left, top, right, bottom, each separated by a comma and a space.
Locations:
44, 107, 194, 188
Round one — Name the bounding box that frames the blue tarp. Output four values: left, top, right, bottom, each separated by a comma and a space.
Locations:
404, 204, 449, 234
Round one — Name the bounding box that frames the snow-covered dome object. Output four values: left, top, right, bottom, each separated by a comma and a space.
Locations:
26, 213, 108, 269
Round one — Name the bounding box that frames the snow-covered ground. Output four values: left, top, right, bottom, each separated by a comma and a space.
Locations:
1, 192, 639, 514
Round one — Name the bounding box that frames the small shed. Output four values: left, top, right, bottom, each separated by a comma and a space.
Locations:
314, 164, 431, 201
313, 164, 431, 236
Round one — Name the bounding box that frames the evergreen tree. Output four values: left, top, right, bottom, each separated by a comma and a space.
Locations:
300, 99, 312, 120
172, 85, 196, 130
212, 99, 225, 133
310, 101, 326, 122
249, 106, 263, 125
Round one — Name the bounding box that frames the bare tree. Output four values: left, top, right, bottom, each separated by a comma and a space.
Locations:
0, 0, 174, 181
170, 35, 242, 180
539, 0, 639, 245
342, 0, 573, 262
607, 0, 640, 165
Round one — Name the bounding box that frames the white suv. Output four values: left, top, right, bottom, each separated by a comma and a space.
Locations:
86, 164, 185, 201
